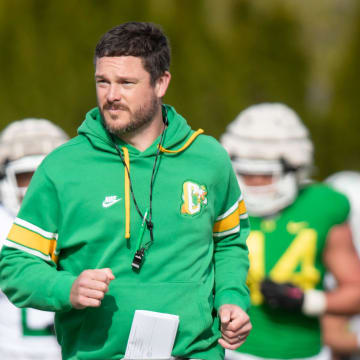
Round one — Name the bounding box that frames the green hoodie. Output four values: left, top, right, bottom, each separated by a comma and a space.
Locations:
0, 105, 250, 360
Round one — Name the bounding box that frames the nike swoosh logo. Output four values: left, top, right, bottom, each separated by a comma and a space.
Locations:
102, 199, 122, 208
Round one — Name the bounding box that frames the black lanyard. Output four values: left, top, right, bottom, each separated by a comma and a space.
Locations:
110, 107, 168, 270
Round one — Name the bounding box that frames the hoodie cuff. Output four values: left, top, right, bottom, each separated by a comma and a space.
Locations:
48, 271, 77, 312
214, 289, 250, 313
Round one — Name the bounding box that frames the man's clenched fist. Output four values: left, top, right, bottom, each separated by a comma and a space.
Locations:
218, 304, 252, 350
70, 268, 115, 309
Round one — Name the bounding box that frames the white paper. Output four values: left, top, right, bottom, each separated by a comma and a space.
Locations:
124, 310, 179, 360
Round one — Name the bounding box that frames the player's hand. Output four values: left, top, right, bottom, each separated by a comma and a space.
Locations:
218, 304, 252, 350
260, 278, 304, 311
70, 268, 115, 309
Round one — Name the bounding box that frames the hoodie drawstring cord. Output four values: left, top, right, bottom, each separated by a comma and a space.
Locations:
122, 147, 131, 239
158, 129, 204, 154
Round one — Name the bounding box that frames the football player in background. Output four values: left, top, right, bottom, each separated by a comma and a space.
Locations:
220, 103, 360, 360
322, 171, 360, 360
0, 119, 68, 359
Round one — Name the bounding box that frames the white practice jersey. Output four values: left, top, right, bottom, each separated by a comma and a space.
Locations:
0, 204, 61, 360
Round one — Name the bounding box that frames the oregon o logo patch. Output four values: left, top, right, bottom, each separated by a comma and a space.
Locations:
181, 181, 208, 215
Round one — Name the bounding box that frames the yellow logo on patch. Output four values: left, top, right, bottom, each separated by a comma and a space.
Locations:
181, 181, 208, 215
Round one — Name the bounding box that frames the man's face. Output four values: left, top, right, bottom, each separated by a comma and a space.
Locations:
95, 56, 165, 137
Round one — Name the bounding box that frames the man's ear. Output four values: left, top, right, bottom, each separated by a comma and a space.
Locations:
154, 71, 171, 98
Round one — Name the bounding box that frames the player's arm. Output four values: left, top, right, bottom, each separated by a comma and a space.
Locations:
321, 314, 360, 355
322, 222, 360, 315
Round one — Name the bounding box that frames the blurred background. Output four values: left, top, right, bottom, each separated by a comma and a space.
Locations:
0, 0, 359, 180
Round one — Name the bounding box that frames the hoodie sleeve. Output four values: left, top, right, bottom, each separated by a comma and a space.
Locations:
0, 162, 76, 312
212, 154, 251, 312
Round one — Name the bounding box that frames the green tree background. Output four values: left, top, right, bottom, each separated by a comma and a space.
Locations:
0, 0, 358, 180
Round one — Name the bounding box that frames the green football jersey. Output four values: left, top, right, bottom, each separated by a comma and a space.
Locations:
239, 183, 350, 359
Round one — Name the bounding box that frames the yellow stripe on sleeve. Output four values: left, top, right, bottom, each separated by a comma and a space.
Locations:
238, 199, 247, 215
7, 224, 57, 258
213, 208, 240, 233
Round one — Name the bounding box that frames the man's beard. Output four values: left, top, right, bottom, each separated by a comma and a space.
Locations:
101, 96, 160, 137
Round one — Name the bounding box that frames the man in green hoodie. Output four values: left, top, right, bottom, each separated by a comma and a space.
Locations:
0, 22, 251, 360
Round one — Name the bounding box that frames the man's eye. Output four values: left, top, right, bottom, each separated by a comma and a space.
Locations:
96, 78, 108, 85
123, 80, 134, 85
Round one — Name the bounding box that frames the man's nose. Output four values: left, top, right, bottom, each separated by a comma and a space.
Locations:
107, 84, 122, 102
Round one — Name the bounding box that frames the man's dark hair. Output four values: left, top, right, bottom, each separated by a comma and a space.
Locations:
94, 22, 171, 85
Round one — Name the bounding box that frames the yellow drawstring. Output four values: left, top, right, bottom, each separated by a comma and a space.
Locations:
158, 129, 204, 154
123, 147, 131, 239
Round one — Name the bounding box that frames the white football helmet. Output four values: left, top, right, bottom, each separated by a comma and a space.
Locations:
221, 103, 314, 216
325, 171, 360, 256
0, 119, 69, 216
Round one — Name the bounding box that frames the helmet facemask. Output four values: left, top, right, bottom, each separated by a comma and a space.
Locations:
1, 155, 45, 216
232, 158, 298, 217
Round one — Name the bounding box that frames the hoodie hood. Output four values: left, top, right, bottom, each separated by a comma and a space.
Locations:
77, 104, 199, 156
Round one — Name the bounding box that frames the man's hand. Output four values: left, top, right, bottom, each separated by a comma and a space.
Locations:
260, 278, 304, 311
218, 304, 252, 350
70, 268, 115, 309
